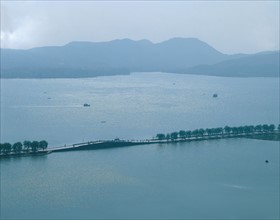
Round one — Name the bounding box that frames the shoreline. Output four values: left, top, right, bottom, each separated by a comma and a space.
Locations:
246, 132, 280, 141
1, 71, 280, 80
0, 151, 51, 159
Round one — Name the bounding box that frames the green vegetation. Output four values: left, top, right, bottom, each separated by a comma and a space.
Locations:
1, 123, 279, 156
156, 124, 279, 141
0, 140, 48, 155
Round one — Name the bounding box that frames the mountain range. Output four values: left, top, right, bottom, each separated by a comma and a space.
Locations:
1, 38, 279, 78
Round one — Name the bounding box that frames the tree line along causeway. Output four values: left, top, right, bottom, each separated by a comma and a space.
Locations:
1, 123, 279, 158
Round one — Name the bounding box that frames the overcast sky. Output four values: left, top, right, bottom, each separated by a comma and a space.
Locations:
1, 1, 279, 54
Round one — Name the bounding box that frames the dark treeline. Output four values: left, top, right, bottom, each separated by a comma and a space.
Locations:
0, 140, 48, 155
156, 124, 280, 140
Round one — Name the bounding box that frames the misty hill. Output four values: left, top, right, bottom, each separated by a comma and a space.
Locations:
184, 51, 279, 77
1, 38, 240, 78
1, 38, 278, 78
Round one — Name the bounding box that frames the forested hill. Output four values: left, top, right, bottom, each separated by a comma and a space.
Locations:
1, 38, 278, 78
183, 51, 279, 77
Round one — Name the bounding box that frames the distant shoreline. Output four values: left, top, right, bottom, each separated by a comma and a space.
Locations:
1, 71, 279, 79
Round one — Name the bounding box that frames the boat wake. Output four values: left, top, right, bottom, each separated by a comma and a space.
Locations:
221, 183, 252, 190
10, 105, 82, 108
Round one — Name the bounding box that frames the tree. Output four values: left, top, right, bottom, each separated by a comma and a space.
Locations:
205, 128, 212, 136
170, 132, 178, 140
179, 130, 186, 139
198, 128, 205, 137
262, 124, 269, 132
249, 125, 255, 133
268, 124, 275, 132
39, 140, 48, 150
31, 141, 39, 152
231, 127, 238, 134
0, 143, 3, 154
186, 130, 192, 138
255, 125, 262, 132
12, 142, 23, 153
166, 134, 171, 140
224, 126, 231, 135
210, 128, 217, 136
217, 127, 224, 135
192, 129, 199, 138
243, 126, 251, 134
2, 143, 12, 154
23, 140, 32, 151
237, 126, 244, 134
212, 128, 222, 136
156, 134, 165, 140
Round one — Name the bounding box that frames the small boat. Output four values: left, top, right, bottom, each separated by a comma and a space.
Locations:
213, 94, 218, 98
83, 103, 90, 107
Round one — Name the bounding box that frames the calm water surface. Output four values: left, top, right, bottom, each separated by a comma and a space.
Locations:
1, 139, 279, 219
0, 73, 279, 219
1, 72, 279, 146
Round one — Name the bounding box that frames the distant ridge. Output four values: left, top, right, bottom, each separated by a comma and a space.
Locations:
184, 51, 279, 77
1, 38, 278, 78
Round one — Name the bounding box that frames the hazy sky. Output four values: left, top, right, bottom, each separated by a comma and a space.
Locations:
1, 1, 279, 54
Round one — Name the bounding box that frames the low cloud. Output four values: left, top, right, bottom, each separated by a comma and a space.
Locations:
0, 1, 279, 53
1, 16, 43, 49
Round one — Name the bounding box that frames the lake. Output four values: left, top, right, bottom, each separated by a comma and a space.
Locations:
0, 72, 279, 219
